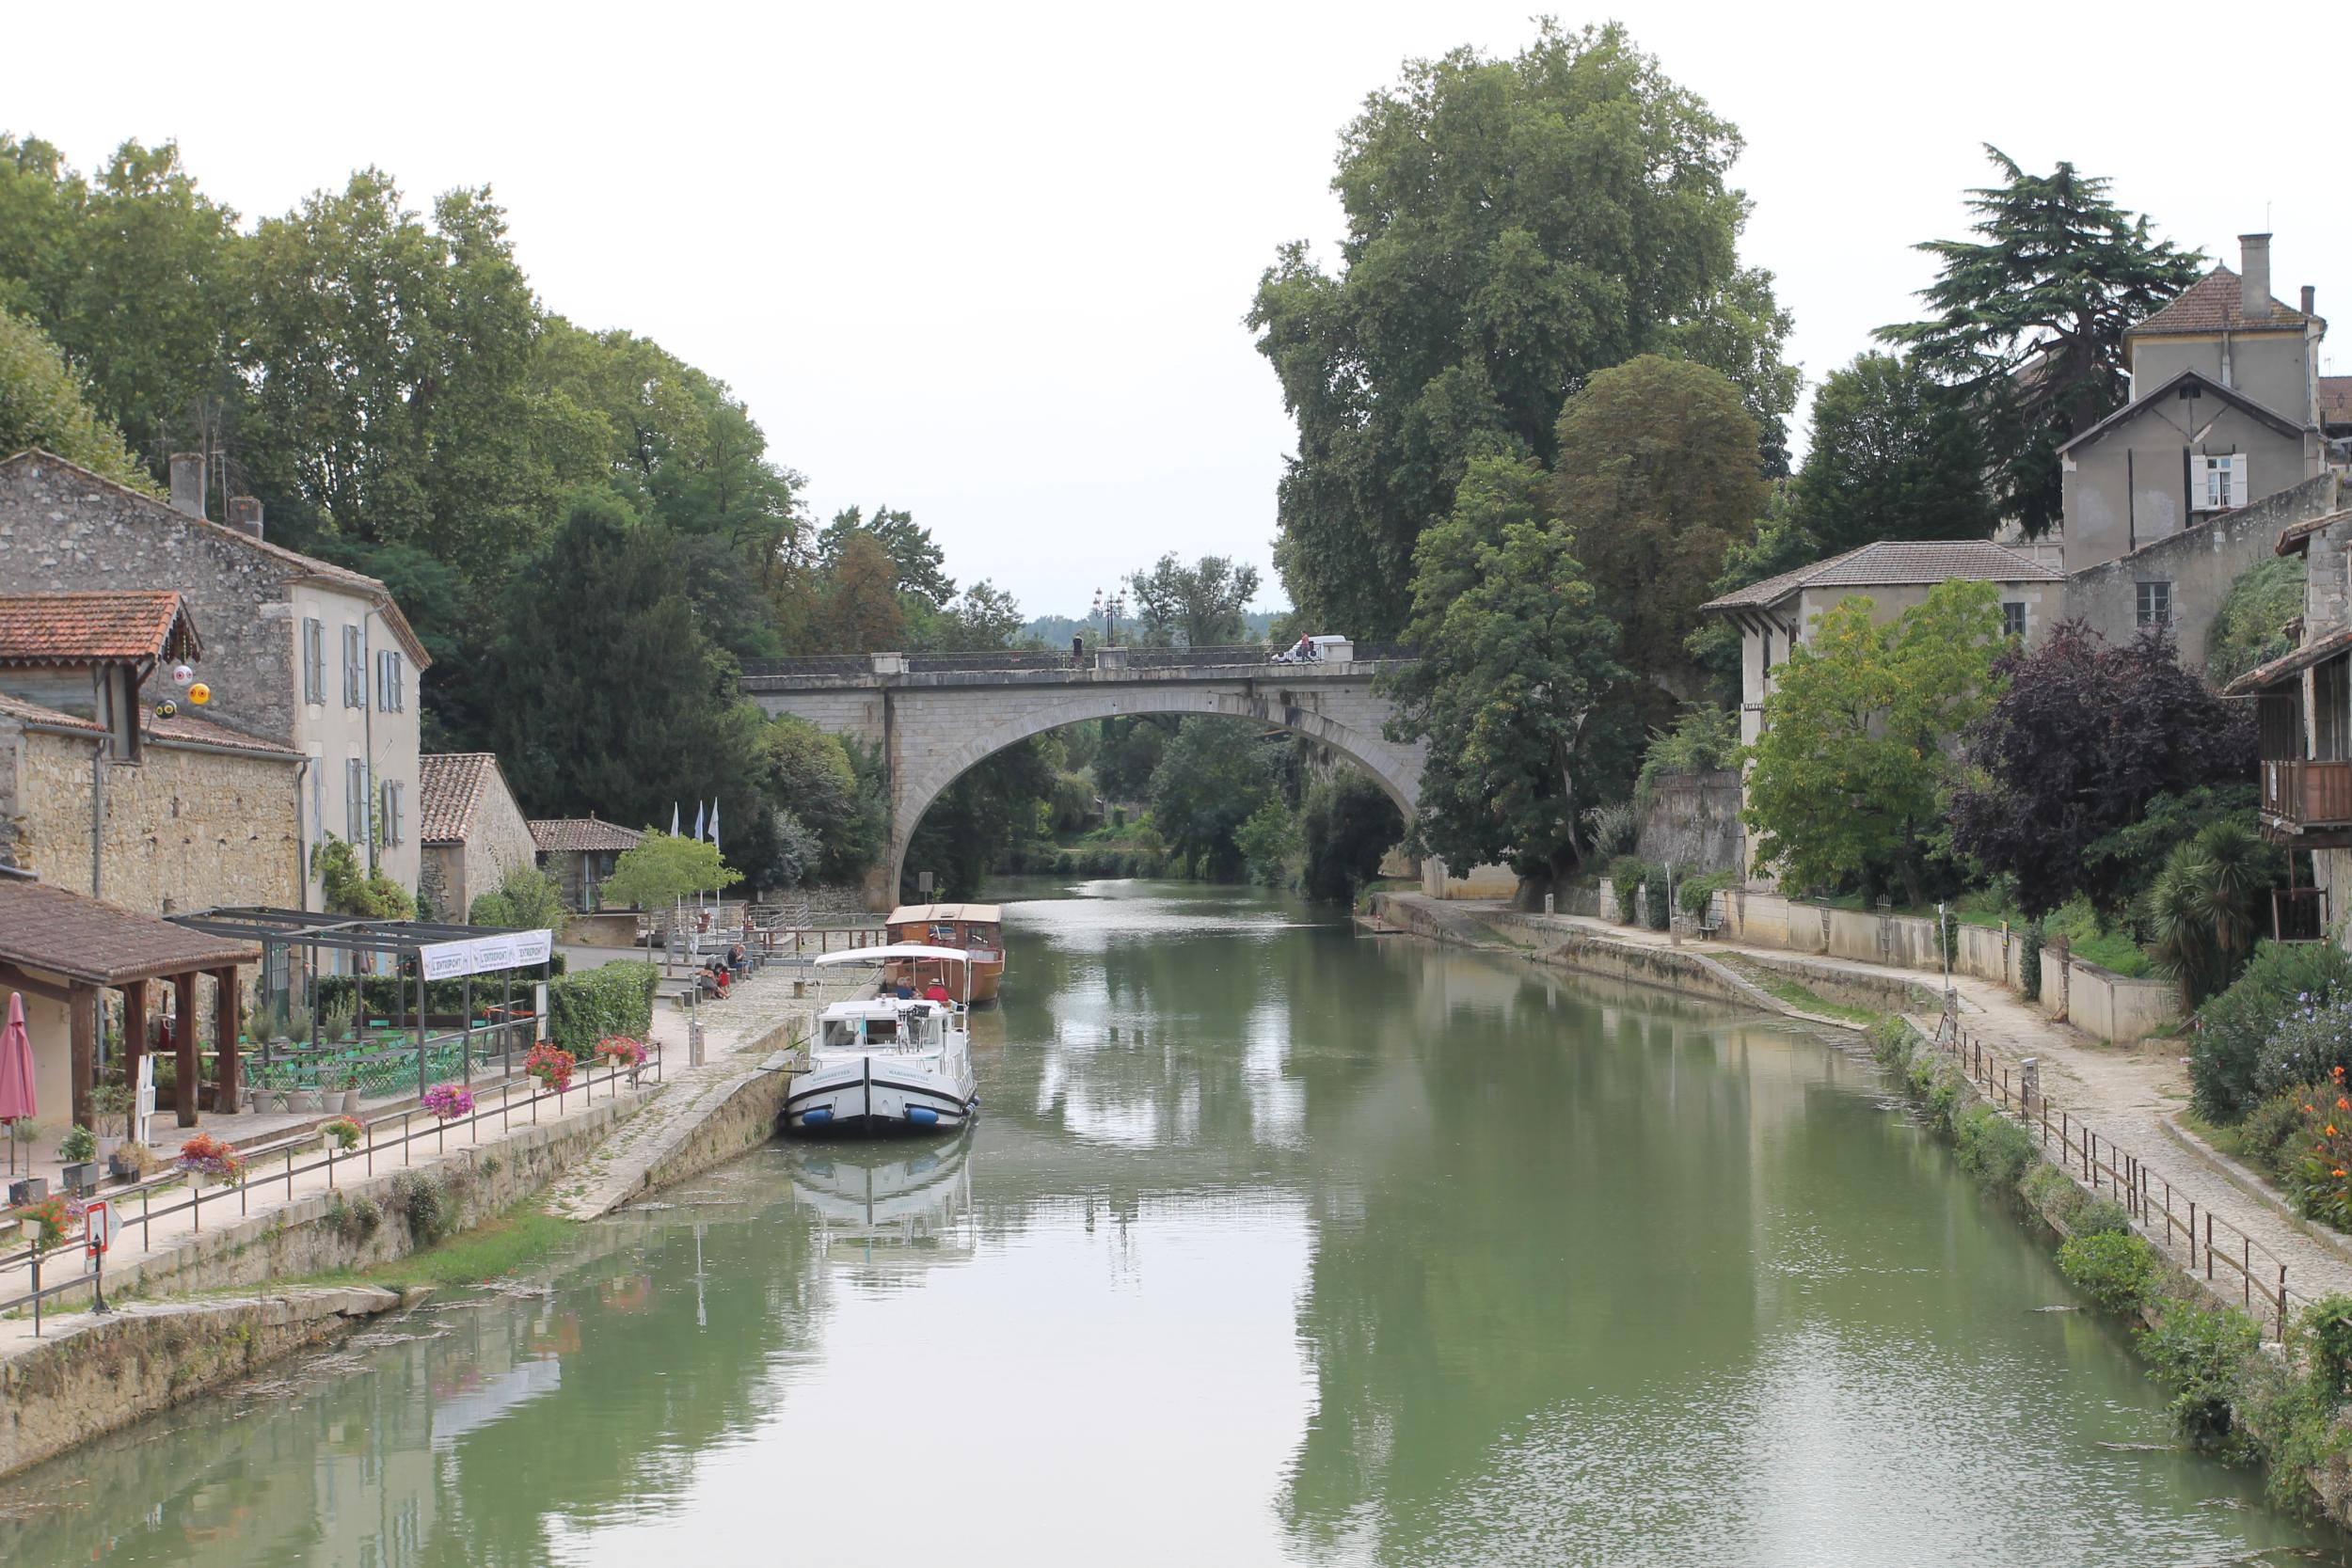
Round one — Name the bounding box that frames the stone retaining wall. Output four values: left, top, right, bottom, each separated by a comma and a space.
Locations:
0, 1285, 404, 1479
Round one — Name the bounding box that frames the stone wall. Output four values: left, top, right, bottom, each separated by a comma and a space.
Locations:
2066, 471, 2339, 676
1635, 769, 1745, 874
0, 721, 302, 913
0, 454, 303, 745
0, 1285, 404, 1480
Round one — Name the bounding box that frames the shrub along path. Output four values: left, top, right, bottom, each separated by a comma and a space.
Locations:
1479, 898, 2352, 1307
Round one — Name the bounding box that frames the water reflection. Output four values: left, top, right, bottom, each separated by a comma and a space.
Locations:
1, 879, 2343, 1566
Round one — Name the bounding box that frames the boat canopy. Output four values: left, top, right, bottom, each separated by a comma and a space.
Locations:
813, 942, 971, 970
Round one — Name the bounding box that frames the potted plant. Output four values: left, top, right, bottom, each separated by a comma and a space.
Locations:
321, 1061, 359, 1115
321, 1116, 363, 1153
109, 1141, 160, 1181
596, 1036, 648, 1083
91, 1082, 134, 1164
57, 1124, 100, 1196
177, 1132, 246, 1189
525, 1044, 577, 1094
421, 1082, 474, 1122
10, 1193, 74, 1253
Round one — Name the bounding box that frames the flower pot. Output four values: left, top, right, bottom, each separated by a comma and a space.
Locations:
107, 1149, 143, 1180
7, 1176, 48, 1206
340, 1089, 360, 1114
95, 1134, 122, 1164
60, 1161, 99, 1196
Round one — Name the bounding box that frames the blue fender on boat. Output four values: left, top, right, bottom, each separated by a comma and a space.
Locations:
802, 1106, 834, 1126
905, 1105, 940, 1126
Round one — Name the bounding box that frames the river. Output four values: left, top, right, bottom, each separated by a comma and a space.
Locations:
1, 879, 2344, 1566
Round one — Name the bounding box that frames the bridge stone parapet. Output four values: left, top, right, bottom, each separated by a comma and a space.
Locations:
741, 653, 1427, 907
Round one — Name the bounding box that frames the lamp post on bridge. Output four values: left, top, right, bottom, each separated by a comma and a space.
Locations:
1090, 587, 1125, 648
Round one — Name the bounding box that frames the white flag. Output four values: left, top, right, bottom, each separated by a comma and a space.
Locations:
671, 802, 680, 837
693, 800, 706, 841
710, 798, 722, 853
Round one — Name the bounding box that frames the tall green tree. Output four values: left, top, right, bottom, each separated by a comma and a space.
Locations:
819, 505, 954, 610
1249, 22, 1795, 636
1550, 356, 1764, 697
1877, 147, 2202, 536
1787, 352, 1994, 553
0, 136, 241, 473
1124, 553, 1263, 646
1740, 580, 2007, 901
0, 308, 155, 489
821, 531, 911, 654
760, 715, 886, 884
485, 495, 768, 868
1149, 718, 1279, 879
1384, 455, 1626, 877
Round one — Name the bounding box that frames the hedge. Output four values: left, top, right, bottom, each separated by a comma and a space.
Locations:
548, 961, 658, 1054
313, 958, 568, 1022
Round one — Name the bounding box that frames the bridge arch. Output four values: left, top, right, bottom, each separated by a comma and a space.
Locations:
885, 686, 1422, 904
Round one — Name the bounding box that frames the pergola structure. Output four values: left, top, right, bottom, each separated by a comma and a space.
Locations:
167, 908, 556, 1100
0, 875, 260, 1131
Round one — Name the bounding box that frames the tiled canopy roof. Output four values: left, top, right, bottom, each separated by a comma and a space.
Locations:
1700, 540, 2063, 614
0, 876, 260, 987
418, 752, 509, 845
530, 817, 643, 853
0, 689, 300, 758
2129, 267, 2313, 338
2222, 624, 2352, 697
0, 591, 200, 666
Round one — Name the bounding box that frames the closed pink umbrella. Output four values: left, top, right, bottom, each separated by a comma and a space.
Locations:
0, 992, 33, 1174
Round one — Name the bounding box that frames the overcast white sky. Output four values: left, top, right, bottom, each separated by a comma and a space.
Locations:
12, 1, 2347, 621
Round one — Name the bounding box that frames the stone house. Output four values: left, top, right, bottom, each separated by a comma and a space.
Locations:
530, 817, 643, 911
0, 450, 431, 908
2058, 235, 2329, 570
417, 752, 536, 921
0, 592, 303, 916
2219, 473, 2352, 939
1700, 539, 2067, 752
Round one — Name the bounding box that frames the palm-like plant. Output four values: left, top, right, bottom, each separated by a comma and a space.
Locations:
2144, 821, 2276, 1006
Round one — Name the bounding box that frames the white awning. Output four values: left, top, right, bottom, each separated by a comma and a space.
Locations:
812, 942, 970, 969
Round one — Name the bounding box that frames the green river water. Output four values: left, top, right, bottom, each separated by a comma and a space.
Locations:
2, 879, 2346, 1565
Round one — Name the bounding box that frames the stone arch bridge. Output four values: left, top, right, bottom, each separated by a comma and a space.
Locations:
740, 646, 1427, 907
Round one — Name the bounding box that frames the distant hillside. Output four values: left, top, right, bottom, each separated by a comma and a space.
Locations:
1017, 610, 1288, 648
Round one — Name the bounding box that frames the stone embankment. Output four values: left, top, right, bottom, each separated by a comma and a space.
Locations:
0, 1285, 410, 1478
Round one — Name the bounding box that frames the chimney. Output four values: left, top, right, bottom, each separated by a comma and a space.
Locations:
167, 452, 206, 518
226, 495, 264, 540
2303, 285, 2316, 316
2240, 233, 2273, 321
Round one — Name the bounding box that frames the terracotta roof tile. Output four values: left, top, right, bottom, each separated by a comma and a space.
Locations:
2223, 623, 2352, 696
2323, 376, 2352, 426
419, 753, 500, 844
0, 592, 200, 666
1700, 539, 2063, 614
0, 876, 260, 986
529, 818, 644, 854
2130, 267, 2312, 338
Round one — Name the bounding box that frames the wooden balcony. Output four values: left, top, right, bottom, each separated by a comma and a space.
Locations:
2274, 887, 2332, 942
2259, 759, 2352, 846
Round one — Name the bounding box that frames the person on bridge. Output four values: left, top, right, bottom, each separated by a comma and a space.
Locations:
1072, 633, 1085, 667
1294, 633, 1314, 661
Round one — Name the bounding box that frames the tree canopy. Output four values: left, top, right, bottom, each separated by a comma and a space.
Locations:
1741, 581, 2007, 901
1125, 553, 1263, 646
1249, 22, 1794, 637
1877, 147, 2201, 536
1384, 455, 1626, 877
1550, 356, 1764, 696
0, 307, 155, 489
1947, 622, 2256, 920
1786, 352, 1994, 554
601, 832, 742, 911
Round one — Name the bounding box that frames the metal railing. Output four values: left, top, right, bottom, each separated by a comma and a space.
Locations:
1936, 1023, 2305, 1338
2261, 758, 2352, 828
0, 1042, 662, 1335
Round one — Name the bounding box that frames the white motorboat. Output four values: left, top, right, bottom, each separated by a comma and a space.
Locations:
784, 943, 978, 1135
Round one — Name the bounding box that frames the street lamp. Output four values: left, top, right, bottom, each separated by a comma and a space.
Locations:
1090, 587, 1123, 647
